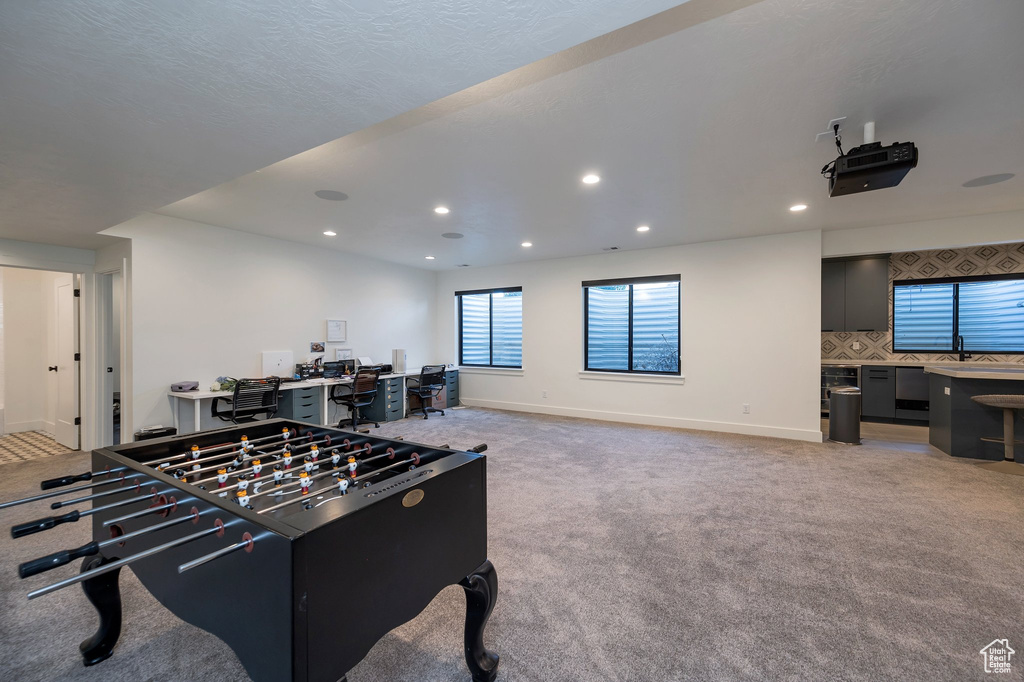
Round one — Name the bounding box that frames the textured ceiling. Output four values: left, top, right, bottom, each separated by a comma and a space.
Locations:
154, 0, 1024, 270
0, 0, 683, 249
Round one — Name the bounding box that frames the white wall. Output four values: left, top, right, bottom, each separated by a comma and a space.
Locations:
1, 268, 72, 434
822, 209, 1024, 257
106, 214, 438, 431
436, 230, 823, 441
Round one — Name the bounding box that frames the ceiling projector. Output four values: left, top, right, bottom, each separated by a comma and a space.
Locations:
821, 123, 918, 196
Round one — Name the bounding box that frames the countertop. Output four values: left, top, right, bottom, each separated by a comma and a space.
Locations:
822, 359, 935, 367
923, 365, 1024, 381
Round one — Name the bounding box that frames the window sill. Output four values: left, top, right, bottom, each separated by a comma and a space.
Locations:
578, 371, 685, 385
458, 366, 525, 376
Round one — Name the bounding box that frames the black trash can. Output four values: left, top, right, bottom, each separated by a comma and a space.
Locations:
828, 386, 861, 445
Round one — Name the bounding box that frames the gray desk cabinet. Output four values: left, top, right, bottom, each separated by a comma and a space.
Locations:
279, 386, 322, 425
363, 376, 404, 423
445, 370, 459, 408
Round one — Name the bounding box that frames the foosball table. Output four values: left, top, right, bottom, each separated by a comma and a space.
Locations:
1, 419, 499, 682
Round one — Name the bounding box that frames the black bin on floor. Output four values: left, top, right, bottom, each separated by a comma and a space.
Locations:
828, 386, 861, 445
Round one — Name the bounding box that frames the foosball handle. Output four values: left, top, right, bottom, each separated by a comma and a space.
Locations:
19, 541, 100, 578
468, 444, 488, 454
40, 472, 93, 490
11, 510, 80, 538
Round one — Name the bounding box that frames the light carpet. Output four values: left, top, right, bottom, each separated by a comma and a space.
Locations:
1, 408, 1022, 681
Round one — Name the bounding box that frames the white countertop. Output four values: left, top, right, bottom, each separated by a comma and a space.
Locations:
923, 365, 1024, 381
822, 359, 935, 367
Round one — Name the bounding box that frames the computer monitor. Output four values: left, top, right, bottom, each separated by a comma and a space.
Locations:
323, 360, 355, 378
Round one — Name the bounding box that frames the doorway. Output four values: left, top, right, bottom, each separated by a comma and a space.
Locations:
97, 272, 124, 445
0, 267, 80, 448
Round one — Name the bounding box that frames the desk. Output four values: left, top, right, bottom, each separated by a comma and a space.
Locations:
167, 374, 417, 434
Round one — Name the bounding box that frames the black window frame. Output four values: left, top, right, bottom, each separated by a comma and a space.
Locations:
456, 286, 523, 368
892, 271, 1024, 354
582, 274, 681, 375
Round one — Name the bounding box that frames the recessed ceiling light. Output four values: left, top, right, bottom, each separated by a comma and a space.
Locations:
521, 242, 533, 248
963, 173, 1015, 187
790, 204, 808, 212
636, 225, 650, 232
581, 174, 600, 185
425, 255, 435, 260
441, 232, 464, 239
323, 230, 337, 236
434, 206, 450, 214
314, 190, 348, 201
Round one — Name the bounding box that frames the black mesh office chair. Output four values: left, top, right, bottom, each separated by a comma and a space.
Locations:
406, 365, 446, 419
329, 367, 381, 429
211, 377, 281, 424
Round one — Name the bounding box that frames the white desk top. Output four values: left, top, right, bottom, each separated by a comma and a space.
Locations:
168, 373, 415, 400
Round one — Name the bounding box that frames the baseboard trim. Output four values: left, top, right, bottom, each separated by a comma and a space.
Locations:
460, 398, 824, 442
4, 419, 52, 435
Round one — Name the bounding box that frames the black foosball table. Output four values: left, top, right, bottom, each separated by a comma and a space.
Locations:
1, 419, 499, 682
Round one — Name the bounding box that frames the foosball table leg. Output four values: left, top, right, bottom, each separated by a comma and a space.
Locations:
78, 554, 123, 666
459, 560, 499, 682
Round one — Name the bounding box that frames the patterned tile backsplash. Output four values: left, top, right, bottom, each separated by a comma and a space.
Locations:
821, 241, 1024, 364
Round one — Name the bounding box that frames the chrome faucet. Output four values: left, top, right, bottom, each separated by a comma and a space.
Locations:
957, 335, 972, 362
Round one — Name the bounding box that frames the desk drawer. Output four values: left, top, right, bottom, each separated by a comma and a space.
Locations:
290, 387, 319, 402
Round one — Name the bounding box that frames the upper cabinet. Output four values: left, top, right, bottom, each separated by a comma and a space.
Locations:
821, 256, 889, 332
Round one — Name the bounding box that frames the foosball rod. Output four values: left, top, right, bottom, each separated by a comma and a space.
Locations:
178, 532, 254, 573
27, 520, 226, 600
140, 429, 296, 467
50, 478, 144, 509
102, 498, 178, 527
183, 435, 348, 479
0, 473, 142, 511
256, 452, 422, 515
18, 507, 202, 578
241, 445, 390, 504
191, 442, 372, 488
157, 432, 333, 473
39, 467, 129, 490
11, 490, 160, 538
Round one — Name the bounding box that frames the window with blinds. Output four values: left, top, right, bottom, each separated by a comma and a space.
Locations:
893, 274, 1024, 353
457, 287, 523, 368
583, 275, 680, 374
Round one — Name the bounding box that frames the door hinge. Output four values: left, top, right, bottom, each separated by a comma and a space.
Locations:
74, 288, 80, 297
74, 417, 81, 426
74, 352, 81, 361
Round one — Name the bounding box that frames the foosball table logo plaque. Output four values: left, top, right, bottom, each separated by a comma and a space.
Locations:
402, 489, 425, 507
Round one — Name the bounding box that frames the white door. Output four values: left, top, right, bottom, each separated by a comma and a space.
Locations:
54, 279, 79, 449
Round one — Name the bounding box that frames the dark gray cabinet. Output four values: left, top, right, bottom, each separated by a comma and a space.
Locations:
445, 370, 459, 407
821, 256, 889, 332
363, 376, 404, 423
861, 366, 895, 419
279, 386, 322, 425
844, 257, 889, 331
821, 261, 846, 332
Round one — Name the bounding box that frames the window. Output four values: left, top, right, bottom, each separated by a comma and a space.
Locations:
583, 275, 680, 374
893, 274, 1024, 353
457, 287, 522, 368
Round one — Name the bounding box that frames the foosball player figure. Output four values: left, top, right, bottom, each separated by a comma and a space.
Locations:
282, 450, 293, 471
272, 465, 284, 488
240, 435, 253, 454
299, 471, 311, 495
251, 459, 263, 478
329, 449, 343, 469
236, 489, 251, 509
282, 426, 292, 440
303, 456, 315, 475
347, 455, 358, 476
217, 467, 230, 493
337, 475, 350, 495
309, 444, 320, 470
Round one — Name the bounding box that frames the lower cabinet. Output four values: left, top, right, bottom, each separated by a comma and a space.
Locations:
279, 387, 322, 425
362, 377, 404, 423
861, 366, 896, 419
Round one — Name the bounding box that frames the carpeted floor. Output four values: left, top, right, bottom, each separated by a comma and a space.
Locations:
1, 407, 1023, 682
0, 430, 73, 466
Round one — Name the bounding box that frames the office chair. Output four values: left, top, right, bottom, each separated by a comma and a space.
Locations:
329, 367, 381, 429
211, 377, 281, 424
406, 365, 447, 419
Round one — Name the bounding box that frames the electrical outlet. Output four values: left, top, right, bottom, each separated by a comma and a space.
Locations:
944, 387, 950, 395
852, 341, 861, 350
542, 390, 548, 399
743, 403, 750, 414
